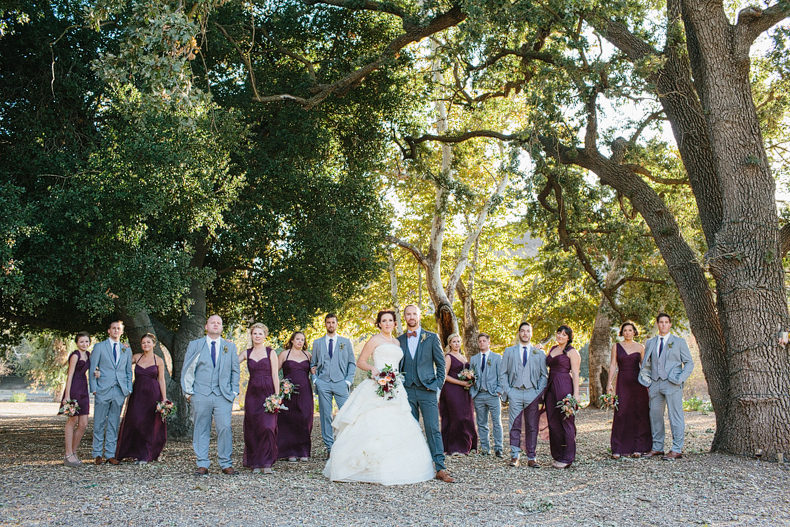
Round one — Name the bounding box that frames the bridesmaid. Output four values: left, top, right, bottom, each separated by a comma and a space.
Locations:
277, 331, 314, 462
438, 333, 478, 455
607, 321, 651, 458
61, 332, 91, 467
116, 333, 168, 464
545, 325, 581, 469
239, 323, 280, 474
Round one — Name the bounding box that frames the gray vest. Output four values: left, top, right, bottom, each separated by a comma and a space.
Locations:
402, 346, 423, 388
194, 342, 222, 396
318, 337, 344, 383
656, 337, 668, 380
513, 346, 532, 389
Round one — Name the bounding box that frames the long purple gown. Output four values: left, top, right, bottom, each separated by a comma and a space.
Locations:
276, 351, 313, 459
545, 347, 576, 465
243, 348, 278, 469
61, 351, 90, 416
116, 362, 167, 461
610, 344, 651, 455
439, 355, 478, 455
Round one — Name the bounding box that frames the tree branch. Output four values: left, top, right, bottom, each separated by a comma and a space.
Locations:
736, 3, 790, 51
253, 5, 466, 109
214, 22, 262, 101
1, 314, 66, 332
402, 130, 521, 159
385, 235, 429, 268
780, 222, 790, 258
304, 0, 409, 21
611, 275, 667, 291
589, 16, 657, 62
259, 23, 317, 82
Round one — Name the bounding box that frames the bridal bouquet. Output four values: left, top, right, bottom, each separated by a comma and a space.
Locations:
457, 368, 476, 390
373, 364, 399, 400
556, 394, 580, 419
58, 399, 81, 417
598, 393, 619, 411
155, 400, 177, 422
279, 379, 299, 400
264, 394, 288, 414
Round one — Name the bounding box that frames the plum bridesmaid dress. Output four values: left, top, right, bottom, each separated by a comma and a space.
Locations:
243, 348, 278, 469
276, 350, 313, 459
116, 360, 167, 462
545, 347, 576, 465
610, 344, 651, 456
439, 355, 478, 455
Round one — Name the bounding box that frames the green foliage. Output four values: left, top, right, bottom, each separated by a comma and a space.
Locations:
683, 396, 714, 414
12, 335, 69, 394
9, 392, 27, 403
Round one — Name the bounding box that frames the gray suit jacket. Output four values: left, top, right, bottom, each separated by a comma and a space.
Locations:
88, 339, 133, 399
499, 343, 548, 402
309, 335, 356, 384
181, 337, 240, 402
397, 329, 446, 391
639, 334, 694, 388
469, 351, 502, 397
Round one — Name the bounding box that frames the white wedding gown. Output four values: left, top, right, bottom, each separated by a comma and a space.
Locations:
323, 343, 435, 485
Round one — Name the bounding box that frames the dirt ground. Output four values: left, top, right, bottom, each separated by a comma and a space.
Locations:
0, 402, 788, 526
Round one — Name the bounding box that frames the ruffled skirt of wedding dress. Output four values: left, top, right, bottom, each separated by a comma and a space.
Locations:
323, 378, 435, 485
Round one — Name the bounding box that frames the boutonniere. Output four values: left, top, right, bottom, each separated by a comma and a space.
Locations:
420, 333, 427, 343
667, 341, 674, 349
340, 342, 346, 351
486, 358, 492, 366
531, 347, 539, 355
121, 344, 129, 354
223, 345, 228, 354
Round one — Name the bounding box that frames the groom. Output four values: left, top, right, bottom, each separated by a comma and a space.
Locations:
397, 305, 454, 483
181, 315, 240, 476
310, 313, 356, 456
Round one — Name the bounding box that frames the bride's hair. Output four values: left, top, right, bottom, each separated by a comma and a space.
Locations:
375, 310, 397, 328
443, 333, 462, 354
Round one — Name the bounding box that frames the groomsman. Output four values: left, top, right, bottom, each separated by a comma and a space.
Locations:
470, 333, 504, 458
89, 319, 133, 465
310, 313, 356, 456
499, 322, 548, 468
181, 315, 240, 475
639, 313, 695, 460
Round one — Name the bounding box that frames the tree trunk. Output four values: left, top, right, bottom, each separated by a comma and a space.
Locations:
387, 248, 403, 334
588, 294, 615, 408
679, 1, 790, 459
456, 281, 479, 359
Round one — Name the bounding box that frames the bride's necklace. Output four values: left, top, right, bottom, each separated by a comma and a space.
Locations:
378, 332, 397, 343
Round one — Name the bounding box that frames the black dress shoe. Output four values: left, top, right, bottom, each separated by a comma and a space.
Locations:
494, 451, 503, 458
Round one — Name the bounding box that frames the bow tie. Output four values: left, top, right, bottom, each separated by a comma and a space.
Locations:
407, 331, 418, 338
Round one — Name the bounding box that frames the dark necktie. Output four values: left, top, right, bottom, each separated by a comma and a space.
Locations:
658, 337, 664, 358
328, 338, 334, 359
113, 343, 118, 363
522, 346, 528, 366
211, 341, 217, 367
480, 353, 486, 375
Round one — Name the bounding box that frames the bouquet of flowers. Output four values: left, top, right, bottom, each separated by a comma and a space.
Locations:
598, 393, 619, 411
279, 379, 299, 400
155, 400, 177, 422
58, 399, 81, 417
372, 364, 400, 400
457, 368, 476, 390
556, 394, 580, 419
264, 394, 288, 414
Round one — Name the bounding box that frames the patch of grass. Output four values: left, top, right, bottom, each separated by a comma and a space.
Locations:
520, 499, 553, 513
683, 396, 713, 413
9, 392, 27, 403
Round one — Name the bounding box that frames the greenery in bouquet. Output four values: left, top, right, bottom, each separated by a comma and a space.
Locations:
264, 394, 288, 414
457, 368, 476, 390
372, 364, 399, 400
155, 400, 177, 422
58, 399, 81, 417
279, 379, 299, 400
598, 393, 619, 411
556, 394, 580, 419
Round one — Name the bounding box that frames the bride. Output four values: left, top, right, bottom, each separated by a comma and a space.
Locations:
323, 310, 435, 485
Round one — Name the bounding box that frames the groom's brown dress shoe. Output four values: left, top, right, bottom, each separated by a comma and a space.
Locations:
642, 450, 664, 458
662, 452, 682, 460
94, 457, 103, 466
435, 470, 455, 483
222, 467, 239, 475
106, 457, 120, 465
509, 457, 520, 467
194, 467, 209, 476
527, 460, 540, 468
